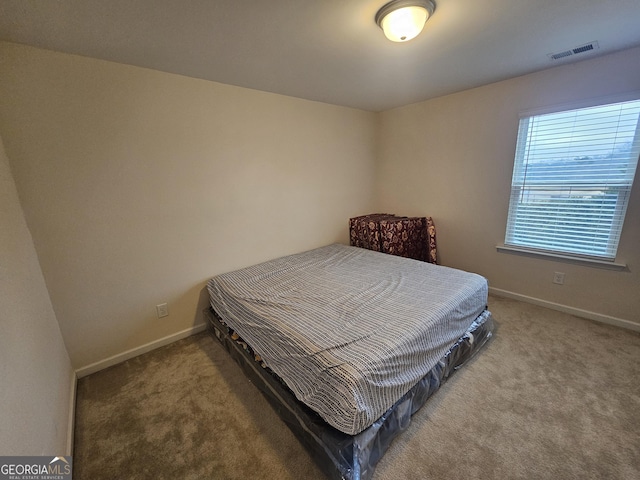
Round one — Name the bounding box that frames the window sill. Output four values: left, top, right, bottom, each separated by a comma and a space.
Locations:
496, 245, 629, 271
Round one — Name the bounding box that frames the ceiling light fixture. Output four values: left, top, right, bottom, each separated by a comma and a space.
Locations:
375, 0, 436, 43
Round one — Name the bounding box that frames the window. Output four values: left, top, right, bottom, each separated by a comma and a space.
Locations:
504, 98, 640, 262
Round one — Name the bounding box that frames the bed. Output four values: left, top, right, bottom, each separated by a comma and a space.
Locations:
206, 243, 493, 480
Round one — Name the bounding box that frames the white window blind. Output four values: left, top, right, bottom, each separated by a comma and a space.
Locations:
505, 99, 640, 260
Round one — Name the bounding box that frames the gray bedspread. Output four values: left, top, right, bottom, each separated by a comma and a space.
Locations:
207, 244, 488, 435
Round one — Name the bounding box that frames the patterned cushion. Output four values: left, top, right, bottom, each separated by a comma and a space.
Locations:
349, 213, 437, 264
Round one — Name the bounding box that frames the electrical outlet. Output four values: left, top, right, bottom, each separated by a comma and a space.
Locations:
552, 272, 565, 285
156, 303, 169, 318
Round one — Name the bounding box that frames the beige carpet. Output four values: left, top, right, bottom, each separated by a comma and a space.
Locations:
74, 295, 640, 479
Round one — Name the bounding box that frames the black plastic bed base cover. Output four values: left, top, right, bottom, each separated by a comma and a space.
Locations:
204, 307, 494, 480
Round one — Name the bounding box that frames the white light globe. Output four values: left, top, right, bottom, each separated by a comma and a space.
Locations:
381, 6, 428, 42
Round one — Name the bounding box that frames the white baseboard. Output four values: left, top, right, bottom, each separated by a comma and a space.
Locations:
489, 287, 640, 333
75, 323, 207, 378
66, 370, 77, 456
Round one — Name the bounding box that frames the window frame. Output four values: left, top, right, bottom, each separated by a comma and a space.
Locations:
497, 92, 640, 269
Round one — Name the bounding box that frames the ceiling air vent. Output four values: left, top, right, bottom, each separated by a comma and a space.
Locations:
549, 50, 573, 60
548, 41, 599, 61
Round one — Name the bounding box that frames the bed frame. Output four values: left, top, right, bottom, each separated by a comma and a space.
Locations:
204, 307, 493, 480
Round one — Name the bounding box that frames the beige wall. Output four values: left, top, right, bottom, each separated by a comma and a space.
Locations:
376, 46, 640, 325
0, 42, 377, 369
2, 40, 639, 383
0, 135, 74, 454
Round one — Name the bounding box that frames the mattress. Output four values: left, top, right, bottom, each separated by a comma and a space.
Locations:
207, 243, 488, 435
205, 306, 493, 480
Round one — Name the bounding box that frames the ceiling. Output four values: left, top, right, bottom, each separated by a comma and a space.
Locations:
1, 0, 640, 112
